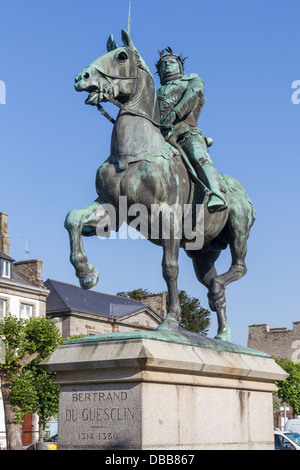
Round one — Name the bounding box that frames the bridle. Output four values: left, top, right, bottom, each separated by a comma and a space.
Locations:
90, 48, 173, 131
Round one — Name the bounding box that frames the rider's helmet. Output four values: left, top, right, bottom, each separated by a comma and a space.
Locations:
155, 47, 186, 85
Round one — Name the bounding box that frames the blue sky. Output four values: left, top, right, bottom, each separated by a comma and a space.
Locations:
0, 0, 299, 346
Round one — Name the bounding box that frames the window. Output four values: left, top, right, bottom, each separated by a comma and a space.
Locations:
0, 299, 6, 320
2, 260, 11, 278
274, 434, 296, 450
20, 303, 33, 320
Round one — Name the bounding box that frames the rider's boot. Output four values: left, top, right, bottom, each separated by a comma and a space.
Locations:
197, 163, 228, 213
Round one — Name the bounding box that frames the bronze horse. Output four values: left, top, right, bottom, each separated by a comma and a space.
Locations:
65, 30, 255, 341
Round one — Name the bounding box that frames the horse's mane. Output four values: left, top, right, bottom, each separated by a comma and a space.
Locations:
125, 46, 155, 85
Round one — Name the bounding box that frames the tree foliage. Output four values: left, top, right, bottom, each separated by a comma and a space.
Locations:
117, 288, 150, 301
177, 290, 210, 335
0, 315, 62, 448
274, 358, 300, 417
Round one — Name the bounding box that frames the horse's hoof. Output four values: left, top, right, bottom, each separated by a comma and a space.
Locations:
214, 326, 231, 342
79, 264, 99, 290
158, 317, 179, 331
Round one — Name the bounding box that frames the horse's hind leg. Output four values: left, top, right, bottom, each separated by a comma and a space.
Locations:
185, 249, 230, 339
208, 209, 251, 341
64, 199, 109, 289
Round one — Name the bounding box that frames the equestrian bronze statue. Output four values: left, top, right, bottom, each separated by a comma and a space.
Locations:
64, 30, 255, 342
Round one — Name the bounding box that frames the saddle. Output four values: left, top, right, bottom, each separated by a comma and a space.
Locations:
108, 142, 179, 170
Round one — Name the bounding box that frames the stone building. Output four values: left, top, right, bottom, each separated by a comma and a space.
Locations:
45, 279, 164, 338
0, 213, 49, 322
248, 323, 300, 362
140, 292, 167, 317
248, 322, 300, 429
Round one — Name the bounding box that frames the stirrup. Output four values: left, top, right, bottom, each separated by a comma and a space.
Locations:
207, 194, 227, 213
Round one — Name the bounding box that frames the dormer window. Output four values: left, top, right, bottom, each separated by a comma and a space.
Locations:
2, 260, 11, 278
0, 252, 14, 279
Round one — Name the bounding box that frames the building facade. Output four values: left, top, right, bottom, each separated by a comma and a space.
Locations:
248, 322, 300, 429
45, 279, 164, 339
0, 212, 50, 448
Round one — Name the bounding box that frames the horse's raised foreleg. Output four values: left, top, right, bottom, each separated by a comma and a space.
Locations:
64, 199, 109, 290
158, 238, 181, 331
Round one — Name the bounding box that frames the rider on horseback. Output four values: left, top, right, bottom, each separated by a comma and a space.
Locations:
156, 48, 227, 213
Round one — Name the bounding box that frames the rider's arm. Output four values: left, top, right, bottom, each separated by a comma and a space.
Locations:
172, 76, 204, 120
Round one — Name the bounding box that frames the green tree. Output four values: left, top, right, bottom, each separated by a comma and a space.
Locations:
117, 288, 150, 301
274, 359, 300, 417
26, 363, 59, 437
0, 315, 62, 450
117, 288, 211, 335
177, 290, 210, 335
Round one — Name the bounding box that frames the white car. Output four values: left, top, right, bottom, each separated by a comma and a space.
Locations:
274, 430, 300, 450
284, 419, 300, 433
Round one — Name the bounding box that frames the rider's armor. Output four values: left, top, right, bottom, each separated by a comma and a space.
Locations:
156, 51, 227, 213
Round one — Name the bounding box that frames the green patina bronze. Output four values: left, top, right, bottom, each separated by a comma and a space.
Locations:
64, 30, 255, 343
63, 329, 268, 358
155, 48, 228, 213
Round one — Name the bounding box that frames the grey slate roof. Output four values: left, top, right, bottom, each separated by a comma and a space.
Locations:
0, 252, 43, 289
45, 279, 158, 319
0, 251, 15, 262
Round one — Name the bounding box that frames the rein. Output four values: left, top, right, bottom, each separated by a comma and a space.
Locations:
93, 57, 173, 131
98, 93, 173, 131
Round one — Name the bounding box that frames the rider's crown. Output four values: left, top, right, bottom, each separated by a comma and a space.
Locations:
155, 47, 187, 76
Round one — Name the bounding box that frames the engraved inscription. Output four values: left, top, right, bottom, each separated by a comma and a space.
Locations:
65, 391, 134, 424
59, 384, 141, 448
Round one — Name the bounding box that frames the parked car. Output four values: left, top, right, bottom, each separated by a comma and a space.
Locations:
44, 434, 57, 450
284, 419, 300, 433
274, 430, 300, 450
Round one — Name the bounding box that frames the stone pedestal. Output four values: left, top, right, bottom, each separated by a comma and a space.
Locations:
40, 330, 287, 450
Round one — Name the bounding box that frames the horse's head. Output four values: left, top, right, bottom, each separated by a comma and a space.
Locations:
75, 29, 153, 107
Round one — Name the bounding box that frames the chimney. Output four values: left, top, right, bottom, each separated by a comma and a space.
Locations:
140, 293, 167, 317
14, 259, 45, 288
0, 212, 10, 255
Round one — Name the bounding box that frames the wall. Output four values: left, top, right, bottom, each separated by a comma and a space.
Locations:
0, 285, 46, 319
53, 310, 161, 339
14, 260, 44, 288
140, 293, 167, 317
248, 322, 300, 361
